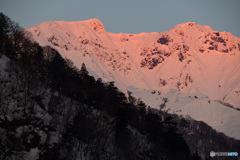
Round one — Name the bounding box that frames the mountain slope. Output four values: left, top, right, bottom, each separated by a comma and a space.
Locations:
26, 19, 240, 108
126, 86, 240, 139
26, 19, 240, 139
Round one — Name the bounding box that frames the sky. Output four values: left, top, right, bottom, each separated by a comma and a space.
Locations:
0, 0, 240, 37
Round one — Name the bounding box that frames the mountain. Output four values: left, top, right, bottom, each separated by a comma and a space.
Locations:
1, 12, 240, 159
26, 19, 240, 139
26, 19, 240, 107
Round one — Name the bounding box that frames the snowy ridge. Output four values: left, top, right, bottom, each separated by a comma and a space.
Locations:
126, 86, 240, 139
26, 19, 240, 139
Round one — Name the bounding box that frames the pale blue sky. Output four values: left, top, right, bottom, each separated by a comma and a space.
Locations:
0, 0, 239, 37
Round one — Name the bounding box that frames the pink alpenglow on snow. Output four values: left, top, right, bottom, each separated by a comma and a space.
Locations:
26, 19, 240, 139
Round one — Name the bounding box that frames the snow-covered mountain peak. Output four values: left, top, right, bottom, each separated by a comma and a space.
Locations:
170, 22, 212, 34
176, 22, 211, 29
26, 19, 240, 110
86, 18, 106, 33
166, 22, 240, 55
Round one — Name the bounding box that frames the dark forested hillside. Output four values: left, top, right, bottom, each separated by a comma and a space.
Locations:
0, 12, 193, 160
